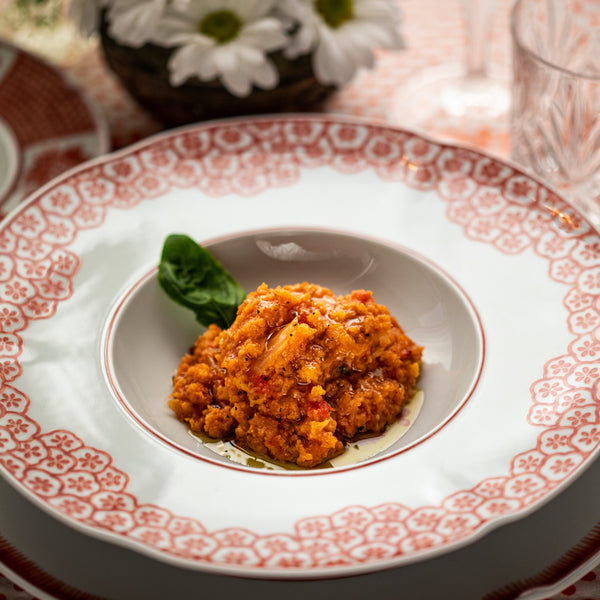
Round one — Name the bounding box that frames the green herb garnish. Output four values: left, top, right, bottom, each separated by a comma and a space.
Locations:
157, 234, 246, 329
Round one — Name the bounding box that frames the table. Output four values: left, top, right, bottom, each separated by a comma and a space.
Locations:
0, 0, 599, 598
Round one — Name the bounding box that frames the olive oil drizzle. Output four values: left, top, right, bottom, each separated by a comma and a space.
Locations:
189, 390, 424, 471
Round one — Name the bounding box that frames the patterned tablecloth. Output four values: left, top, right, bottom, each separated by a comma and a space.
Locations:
0, 0, 598, 598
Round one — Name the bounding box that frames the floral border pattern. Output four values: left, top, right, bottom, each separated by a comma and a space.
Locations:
0, 117, 598, 573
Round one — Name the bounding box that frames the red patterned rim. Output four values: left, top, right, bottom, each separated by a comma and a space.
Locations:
0, 115, 598, 578
0, 40, 110, 214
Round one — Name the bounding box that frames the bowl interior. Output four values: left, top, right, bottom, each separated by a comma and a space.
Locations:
104, 228, 484, 473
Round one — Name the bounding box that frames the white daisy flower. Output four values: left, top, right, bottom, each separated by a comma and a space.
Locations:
68, 0, 103, 37
279, 0, 404, 86
106, 0, 168, 48
152, 0, 289, 97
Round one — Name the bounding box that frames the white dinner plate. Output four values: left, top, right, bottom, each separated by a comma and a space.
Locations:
0, 114, 598, 579
0, 40, 109, 215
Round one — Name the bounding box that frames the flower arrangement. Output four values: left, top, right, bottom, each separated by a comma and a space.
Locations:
69, 0, 404, 124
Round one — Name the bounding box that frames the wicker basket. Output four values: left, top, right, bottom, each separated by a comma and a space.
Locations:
99, 13, 337, 126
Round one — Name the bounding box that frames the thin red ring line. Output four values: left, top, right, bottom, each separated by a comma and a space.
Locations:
0, 535, 109, 600
102, 226, 486, 477
484, 522, 600, 600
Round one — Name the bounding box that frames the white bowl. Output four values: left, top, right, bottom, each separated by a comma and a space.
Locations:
104, 228, 484, 473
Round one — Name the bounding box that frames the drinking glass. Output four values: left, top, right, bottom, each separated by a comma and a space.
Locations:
510, 0, 600, 228
388, 0, 511, 156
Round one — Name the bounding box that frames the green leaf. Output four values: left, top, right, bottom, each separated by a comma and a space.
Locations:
157, 234, 246, 329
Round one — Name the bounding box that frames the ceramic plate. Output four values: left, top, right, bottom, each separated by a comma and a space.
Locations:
0, 461, 599, 600
0, 40, 109, 215
0, 115, 598, 579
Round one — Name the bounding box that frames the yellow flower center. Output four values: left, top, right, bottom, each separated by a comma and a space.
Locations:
314, 0, 354, 28
199, 10, 242, 43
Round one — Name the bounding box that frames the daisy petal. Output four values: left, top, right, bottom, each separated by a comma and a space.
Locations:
245, 58, 279, 89
314, 26, 356, 85
239, 18, 289, 51
168, 44, 207, 85
221, 65, 252, 97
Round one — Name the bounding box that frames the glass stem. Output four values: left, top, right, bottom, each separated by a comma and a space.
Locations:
463, 0, 496, 78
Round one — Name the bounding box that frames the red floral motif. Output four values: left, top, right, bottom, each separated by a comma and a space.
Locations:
14, 439, 46, 464
41, 430, 82, 452
130, 527, 172, 548
437, 513, 481, 538
266, 551, 313, 568
49, 495, 93, 518
50, 250, 79, 275
0, 454, 23, 476
105, 157, 142, 181
295, 516, 331, 538
15, 258, 49, 279
476, 498, 520, 518
571, 336, 600, 359
0, 387, 27, 413
541, 454, 583, 480
22, 297, 55, 319
0, 305, 24, 332
44, 188, 79, 214
350, 543, 396, 560
168, 517, 205, 536
93, 510, 135, 532
96, 467, 128, 491
134, 506, 170, 527
174, 534, 218, 557
214, 529, 257, 547
545, 356, 575, 377
0, 414, 36, 439
16, 237, 52, 261
572, 426, 600, 451
0, 118, 598, 573
332, 507, 374, 530
560, 409, 595, 429
60, 472, 99, 496
78, 178, 114, 204
254, 535, 299, 557
12, 210, 44, 234
73, 448, 110, 472
23, 470, 60, 495
0, 429, 17, 452
400, 533, 444, 552
2, 279, 33, 303
474, 159, 511, 184
371, 503, 410, 521
406, 508, 445, 531
528, 404, 560, 426
91, 492, 132, 511
43, 217, 75, 243
364, 521, 407, 543
39, 448, 76, 474
74, 204, 106, 227
504, 474, 545, 498
301, 538, 339, 556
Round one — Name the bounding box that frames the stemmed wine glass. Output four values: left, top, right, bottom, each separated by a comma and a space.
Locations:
388, 0, 511, 156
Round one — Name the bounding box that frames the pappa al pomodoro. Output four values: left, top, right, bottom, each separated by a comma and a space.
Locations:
168, 281, 423, 468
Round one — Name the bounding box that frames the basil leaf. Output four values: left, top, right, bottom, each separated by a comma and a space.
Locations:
157, 234, 246, 329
